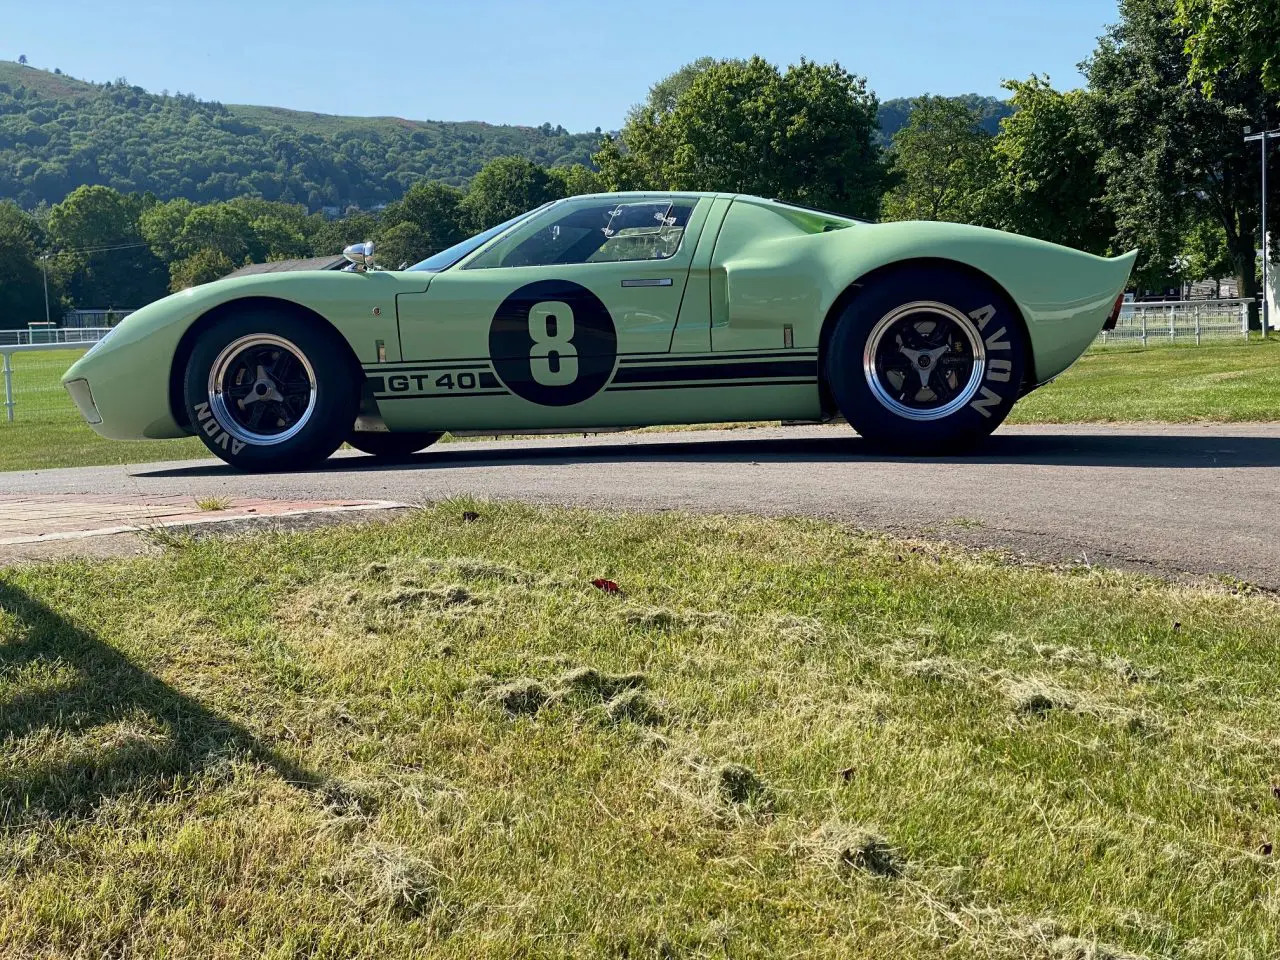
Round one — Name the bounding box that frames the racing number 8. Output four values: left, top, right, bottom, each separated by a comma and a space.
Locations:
528, 300, 578, 386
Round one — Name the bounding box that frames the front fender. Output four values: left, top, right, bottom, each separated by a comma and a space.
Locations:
63, 271, 415, 440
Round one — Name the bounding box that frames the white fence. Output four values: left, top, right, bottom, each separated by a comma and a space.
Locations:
0, 327, 114, 347
0, 301, 1266, 424
1095, 299, 1252, 347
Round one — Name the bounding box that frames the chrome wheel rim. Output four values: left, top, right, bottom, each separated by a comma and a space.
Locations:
862, 301, 986, 422
207, 334, 317, 446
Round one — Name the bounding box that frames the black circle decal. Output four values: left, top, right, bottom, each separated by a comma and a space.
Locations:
488, 279, 617, 406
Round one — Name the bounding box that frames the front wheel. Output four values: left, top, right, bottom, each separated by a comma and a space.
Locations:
346, 430, 442, 461
825, 264, 1028, 453
183, 309, 358, 472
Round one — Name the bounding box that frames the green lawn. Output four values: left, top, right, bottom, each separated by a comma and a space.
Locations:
4, 340, 1278, 473
2, 503, 1278, 957
1010, 339, 1280, 424
0, 349, 203, 473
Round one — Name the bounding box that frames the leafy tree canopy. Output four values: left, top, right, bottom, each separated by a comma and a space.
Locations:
0, 201, 48, 327
597, 56, 887, 219
987, 77, 1114, 254
880, 95, 994, 224
459, 156, 565, 232
1177, 0, 1280, 95
1085, 0, 1280, 308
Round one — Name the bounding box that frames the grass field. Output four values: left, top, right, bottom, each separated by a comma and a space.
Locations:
1009, 339, 1280, 424
1, 502, 1278, 957
3, 340, 1278, 473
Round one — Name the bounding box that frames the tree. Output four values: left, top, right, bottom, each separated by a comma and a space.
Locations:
1177, 0, 1280, 95
1179, 217, 1236, 294
311, 211, 379, 258
377, 221, 430, 269
139, 198, 195, 262
47, 185, 167, 307
547, 163, 602, 198
174, 204, 260, 264
596, 57, 887, 219
381, 180, 465, 256
0, 202, 50, 329
17, 55, 27, 66
626, 57, 748, 122
459, 157, 564, 232
1086, 0, 1280, 318
987, 77, 1113, 254
169, 248, 235, 291
880, 96, 995, 223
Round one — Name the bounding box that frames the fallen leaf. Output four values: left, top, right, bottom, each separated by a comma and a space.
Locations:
592, 578, 622, 595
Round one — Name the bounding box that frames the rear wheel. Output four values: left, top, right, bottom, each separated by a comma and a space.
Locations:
825, 264, 1028, 453
346, 430, 442, 461
183, 309, 358, 471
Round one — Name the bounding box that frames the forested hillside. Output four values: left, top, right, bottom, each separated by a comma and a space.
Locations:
0, 61, 600, 211
0, 61, 1015, 212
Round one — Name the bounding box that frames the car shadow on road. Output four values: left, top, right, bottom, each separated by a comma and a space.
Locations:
140, 430, 1280, 478
0, 580, 320, 826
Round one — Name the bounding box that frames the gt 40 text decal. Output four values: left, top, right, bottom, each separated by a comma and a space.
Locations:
366, 363, 506, 400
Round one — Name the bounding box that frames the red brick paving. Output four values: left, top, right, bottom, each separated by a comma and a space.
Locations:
0, 495, 399, 545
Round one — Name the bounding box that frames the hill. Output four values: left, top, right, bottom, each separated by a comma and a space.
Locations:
0, 62, 1013, 211
0, 61, 601, 211
876, 94, 1014, 142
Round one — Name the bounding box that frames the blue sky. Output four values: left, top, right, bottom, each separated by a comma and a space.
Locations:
4, 0, 1120, 130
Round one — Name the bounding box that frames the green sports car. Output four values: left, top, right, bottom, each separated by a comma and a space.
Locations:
63, 191, 1135, 471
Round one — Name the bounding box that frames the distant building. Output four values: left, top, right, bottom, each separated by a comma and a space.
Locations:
223, 255, 347, 280
321, 206, 341, 219
63, 308, 137, 328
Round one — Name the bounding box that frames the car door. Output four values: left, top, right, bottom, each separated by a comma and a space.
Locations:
386, 196, 709, 431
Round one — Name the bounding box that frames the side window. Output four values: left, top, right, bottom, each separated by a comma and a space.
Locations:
467, 199, 696, 269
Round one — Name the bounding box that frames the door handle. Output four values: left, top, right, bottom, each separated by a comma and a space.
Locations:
621, 278, 673, 287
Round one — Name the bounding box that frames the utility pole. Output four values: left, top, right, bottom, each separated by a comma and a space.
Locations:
1245, 127, 1279, 338
40, 254, 50, 326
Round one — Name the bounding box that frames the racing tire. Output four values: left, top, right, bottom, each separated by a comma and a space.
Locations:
182, 309, 359, 472
346, 430, 442, 461
825, 264, 1028, 454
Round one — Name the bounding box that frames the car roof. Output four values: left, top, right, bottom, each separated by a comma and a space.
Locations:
558, 190, 736, 202
551, 192, 863, 223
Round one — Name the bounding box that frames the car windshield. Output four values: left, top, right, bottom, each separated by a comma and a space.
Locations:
405, 206, 548, 272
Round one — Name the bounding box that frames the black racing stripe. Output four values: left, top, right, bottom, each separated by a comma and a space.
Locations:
607, 379, 814, 393
366, 376, 386, 392
612, 359, 817, 385
365, 361, 491, 372
375, 390, 509, 400
618, 350, 816, 365
479, 372, 501, 389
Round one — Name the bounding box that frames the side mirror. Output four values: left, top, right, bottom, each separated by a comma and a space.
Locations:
343, 240, 375, 271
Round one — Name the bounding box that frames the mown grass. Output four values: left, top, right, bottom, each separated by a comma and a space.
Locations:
2, 502, 1279, 958
3, 340, 1278, 473
1010, 339, 1280, 424
0, 349, 203, 472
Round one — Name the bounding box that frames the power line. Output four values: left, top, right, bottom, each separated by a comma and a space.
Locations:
44, 241, 150, 257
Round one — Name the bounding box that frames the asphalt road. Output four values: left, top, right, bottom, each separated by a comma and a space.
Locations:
2, 423, 1277, 587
